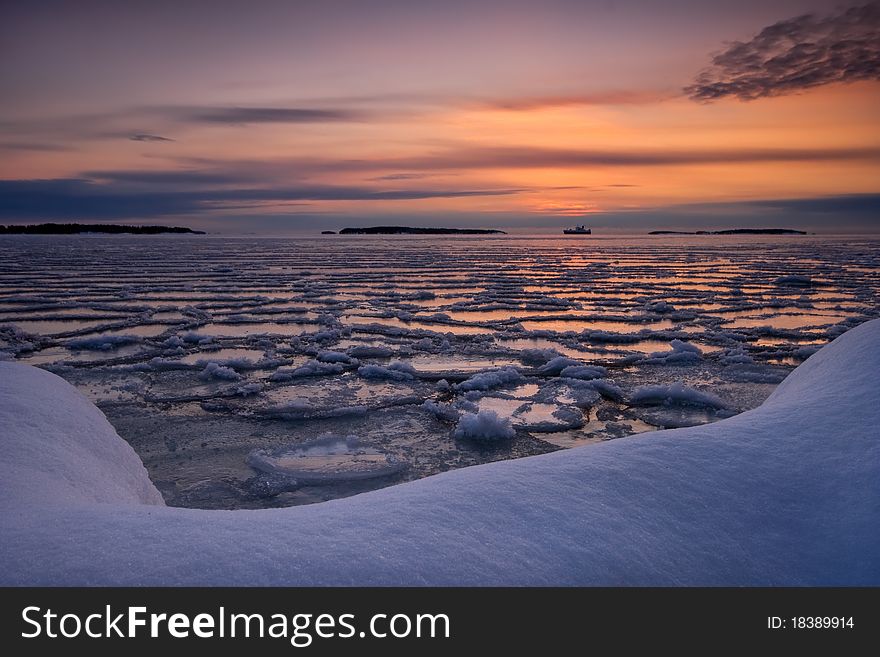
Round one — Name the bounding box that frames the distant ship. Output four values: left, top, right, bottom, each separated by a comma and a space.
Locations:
563, 225, 592, 235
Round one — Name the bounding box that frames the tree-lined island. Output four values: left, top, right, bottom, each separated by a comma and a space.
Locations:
0, 223, 205, 235
649, 229, 807, 235
335, 226, 507, 235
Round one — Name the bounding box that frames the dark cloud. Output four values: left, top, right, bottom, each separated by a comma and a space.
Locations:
741, 193, 880, 214
686, 2, 880, 101
179, 106, 363, 124
0, 177, 520, 221
129, 133, 174, 142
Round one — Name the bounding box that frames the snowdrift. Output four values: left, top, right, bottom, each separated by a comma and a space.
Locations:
1, 320, 879, 586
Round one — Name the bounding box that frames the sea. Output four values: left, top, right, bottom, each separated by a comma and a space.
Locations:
1, 233, 878, 508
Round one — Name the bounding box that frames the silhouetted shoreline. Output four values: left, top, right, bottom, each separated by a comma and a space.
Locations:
0, 223, 205, 235
649, 228, 807, 235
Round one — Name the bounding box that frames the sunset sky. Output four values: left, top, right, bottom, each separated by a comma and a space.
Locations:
1, 0, 878, 232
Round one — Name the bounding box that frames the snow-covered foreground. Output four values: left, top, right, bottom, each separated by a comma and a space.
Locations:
2, 235, 878, 508
1, 319, 878, 586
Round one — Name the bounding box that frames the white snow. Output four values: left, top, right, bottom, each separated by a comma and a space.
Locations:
1, 319, 879, 585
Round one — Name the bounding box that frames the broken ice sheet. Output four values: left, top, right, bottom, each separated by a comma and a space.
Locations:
1, 233, 877, 510
247, 434, 407, 484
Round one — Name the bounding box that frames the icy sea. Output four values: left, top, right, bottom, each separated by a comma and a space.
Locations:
2, 234, 878, 509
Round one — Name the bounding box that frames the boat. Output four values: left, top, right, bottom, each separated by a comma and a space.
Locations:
563, 225, 592, 235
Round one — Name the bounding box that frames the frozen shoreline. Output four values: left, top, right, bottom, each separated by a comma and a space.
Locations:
1, 319, 878, 586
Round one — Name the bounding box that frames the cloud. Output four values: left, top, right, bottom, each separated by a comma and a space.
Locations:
84, 170, 247, 185
0, 104, 367, 148
741, 193, 880, 214
685, 2, 880, 101
177, 106, 363, 124
334, 144, 880, 170
485, 90, 670, 110
368, 173, 436, 181
128, 133, 174, 142
0, 177, 521, 221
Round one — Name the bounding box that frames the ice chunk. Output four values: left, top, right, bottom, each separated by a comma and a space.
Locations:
198, 362, 242, 381
641, 339, 703, 364
538, 357, 585, 375
645, 300, 675, 313
558, 365, 606, 380
630, 383, 726, 409
247, 435, 406, 484
347, 345, 394, 358
357, 361, 417, 381
453, 410, 516, 441
517, 348, 561, 366
421, 400, 460, 422
317, 350, 356, 364
67, 335, 141, 351
270, 360, 345, 381
456, 366, 524, 391
775, 275, 812, 287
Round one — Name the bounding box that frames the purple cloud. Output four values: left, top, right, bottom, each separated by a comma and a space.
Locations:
686, 2, 880, 101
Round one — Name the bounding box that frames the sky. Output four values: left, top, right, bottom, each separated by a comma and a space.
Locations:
1, 0, 878, 233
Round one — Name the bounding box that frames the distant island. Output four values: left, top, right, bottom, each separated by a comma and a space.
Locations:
0, 223, 205, 235
338, 226, 507, 235
649, 228, 807, 235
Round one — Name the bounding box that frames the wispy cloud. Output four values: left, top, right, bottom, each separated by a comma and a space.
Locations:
368, 173, 438, 181
176, 106, 364, 125
323, 144, 880, 171
485, 90, 670, 110
0, 103, 368, 147
685, 2, 880, 101
128, 133, 174, 142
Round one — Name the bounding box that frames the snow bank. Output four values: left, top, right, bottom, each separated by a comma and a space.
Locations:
2, 319, 880, 585
0, 364, 163, 508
